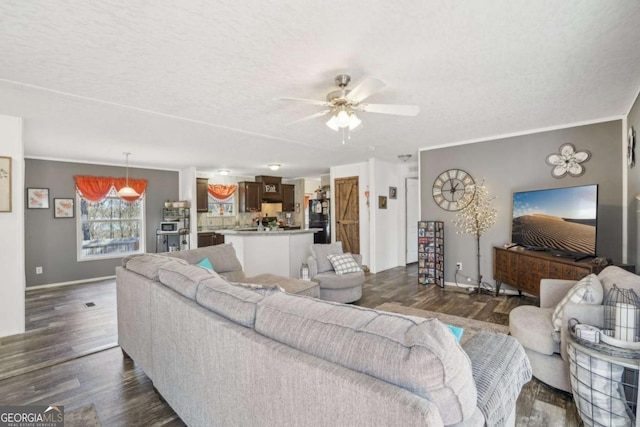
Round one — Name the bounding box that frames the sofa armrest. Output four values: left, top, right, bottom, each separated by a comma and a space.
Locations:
540, 279, 577, 308
307, 256, 318, 278
560, 303, 604, 361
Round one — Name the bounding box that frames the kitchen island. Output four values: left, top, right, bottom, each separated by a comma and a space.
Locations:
216, 228, 320, 278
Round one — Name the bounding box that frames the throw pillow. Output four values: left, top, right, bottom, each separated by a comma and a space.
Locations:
196, 257, 216, 273
327, 253, 361, 275
551, 274, 604, 332
446, 324, 464, 343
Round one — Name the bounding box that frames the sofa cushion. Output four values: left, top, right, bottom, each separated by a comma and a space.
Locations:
551, 274, 603, 331
255, 292, 477, 425
327, 253, 362, 275
311, 242, 343, 273
313, 270, 365, 289
165, 244, 244, 275
158, 262, 216, 300
123, 253, 188, 280
509, 306, 559, 355
598, 265, 640, 294
196, 277, 267, 328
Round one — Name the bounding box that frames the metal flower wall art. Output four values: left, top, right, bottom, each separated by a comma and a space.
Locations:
545, 143, 591, 178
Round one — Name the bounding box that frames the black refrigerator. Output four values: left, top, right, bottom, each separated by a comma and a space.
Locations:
309, 199, 331, 244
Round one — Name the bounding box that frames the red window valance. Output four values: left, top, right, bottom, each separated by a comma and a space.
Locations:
208, 184, 237, 201
74, 176, 148, 202
304, 195, 310, 210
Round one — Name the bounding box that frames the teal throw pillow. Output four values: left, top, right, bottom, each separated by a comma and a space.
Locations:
197, 257, 215, 272
446, 324, 464, 343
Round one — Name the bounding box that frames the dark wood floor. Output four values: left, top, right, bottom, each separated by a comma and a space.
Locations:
0, 265, 578, 426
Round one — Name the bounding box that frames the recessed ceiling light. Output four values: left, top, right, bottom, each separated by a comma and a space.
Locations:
218, 169, 230, 176
268, 164, 281, 171
368, 146, 375, 151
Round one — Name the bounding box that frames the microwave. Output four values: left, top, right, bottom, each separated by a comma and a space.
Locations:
160, 221, 181, 232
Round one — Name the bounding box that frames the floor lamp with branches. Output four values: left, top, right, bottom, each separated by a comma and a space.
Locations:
453, 180, 497, 293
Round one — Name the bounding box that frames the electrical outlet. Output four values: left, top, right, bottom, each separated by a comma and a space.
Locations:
35, 266, 43, 275
456, 262, 462, 271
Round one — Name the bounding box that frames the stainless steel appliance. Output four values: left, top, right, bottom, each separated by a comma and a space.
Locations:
309, 199, 330, 244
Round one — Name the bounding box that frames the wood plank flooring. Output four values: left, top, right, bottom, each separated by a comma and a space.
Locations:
0, 265, 580, 426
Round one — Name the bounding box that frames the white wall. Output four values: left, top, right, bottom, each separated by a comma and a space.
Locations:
370, 158, 403, 273
330, 162, 370, 268
0, 114, 25, 337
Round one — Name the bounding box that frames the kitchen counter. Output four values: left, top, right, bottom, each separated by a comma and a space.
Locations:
218, 228, 319, 278
216, 228, 316, 236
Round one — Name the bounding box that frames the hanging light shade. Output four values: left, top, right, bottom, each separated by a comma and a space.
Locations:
118, 152, 140, 198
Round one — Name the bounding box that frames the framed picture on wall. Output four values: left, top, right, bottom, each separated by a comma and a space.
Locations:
27, 188, 49, 209
378, 196, 387, 209
54, 198, 74, 218
389, 186, 397, 199
0, 156, 11, 212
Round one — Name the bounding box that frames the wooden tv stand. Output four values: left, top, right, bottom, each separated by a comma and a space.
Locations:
493, 246, 598, 297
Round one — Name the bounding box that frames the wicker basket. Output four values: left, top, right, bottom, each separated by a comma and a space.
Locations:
570, 319, 640, 359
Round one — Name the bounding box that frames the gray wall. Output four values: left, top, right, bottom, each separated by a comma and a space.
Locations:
420, 120, 623, 288
25, 159, 179, 287
628, 93, 640, 267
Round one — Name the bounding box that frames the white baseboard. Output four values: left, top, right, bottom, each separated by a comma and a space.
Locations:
27, 275, 115, 290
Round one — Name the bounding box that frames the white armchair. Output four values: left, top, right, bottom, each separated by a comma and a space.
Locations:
509, 266, 639, 392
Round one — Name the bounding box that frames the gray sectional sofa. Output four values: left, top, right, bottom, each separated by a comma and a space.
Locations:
116, 244, 531, 426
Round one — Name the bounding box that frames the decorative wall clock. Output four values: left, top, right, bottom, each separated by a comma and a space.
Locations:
432, 169, 476, 211
628, 126, 636, 169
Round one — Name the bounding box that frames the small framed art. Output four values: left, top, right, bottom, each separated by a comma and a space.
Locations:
27, 188, 49, 209
54, 198, 74, 218
379, 196, 387, 209
389, 186, 397, 199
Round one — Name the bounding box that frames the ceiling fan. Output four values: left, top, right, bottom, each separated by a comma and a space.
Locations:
277, 74, 420, 142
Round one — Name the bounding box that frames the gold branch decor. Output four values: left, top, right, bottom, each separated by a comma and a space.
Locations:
453, 180, 497, 292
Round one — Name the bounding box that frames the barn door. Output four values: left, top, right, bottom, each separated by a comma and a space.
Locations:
334, 176, 360, 254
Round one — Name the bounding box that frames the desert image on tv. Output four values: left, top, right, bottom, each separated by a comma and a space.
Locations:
512, 186, 597, 255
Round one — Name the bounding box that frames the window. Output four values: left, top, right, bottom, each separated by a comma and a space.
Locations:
207, 193, 236, 217
77, 188, 145, 260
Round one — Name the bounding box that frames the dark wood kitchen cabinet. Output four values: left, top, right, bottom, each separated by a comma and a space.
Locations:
282, 184, 295, 212
196, 178, 209, 212
198, 232, 224, 247
238, 182, 261, 212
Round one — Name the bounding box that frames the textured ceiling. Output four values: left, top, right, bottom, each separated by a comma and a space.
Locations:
0, 1, 639, 178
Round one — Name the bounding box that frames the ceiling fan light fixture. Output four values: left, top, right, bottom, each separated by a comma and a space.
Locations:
268, 163, 281, 171
326, 115, 340, 131
398, 154, 412, 162
336, 110, 351, 128
117, 152, 140, 198
348, 113, 361, 130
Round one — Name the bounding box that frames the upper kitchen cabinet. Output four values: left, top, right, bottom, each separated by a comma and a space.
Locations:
196, 178, 209, 212
238, 181, 261, 212
256, 176, 282, 202
282, 184, 295, 212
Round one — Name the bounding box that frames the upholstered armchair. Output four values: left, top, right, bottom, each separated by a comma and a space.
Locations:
307, 242, 365, 303
509, 266, 640, 392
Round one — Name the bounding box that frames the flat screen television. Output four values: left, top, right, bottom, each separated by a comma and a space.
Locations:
511, 184, 598, 259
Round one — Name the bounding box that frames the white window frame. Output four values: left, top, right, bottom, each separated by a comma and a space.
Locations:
76, 189, 146, 262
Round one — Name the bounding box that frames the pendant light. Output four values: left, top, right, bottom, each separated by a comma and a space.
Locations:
117, 152, 140, 198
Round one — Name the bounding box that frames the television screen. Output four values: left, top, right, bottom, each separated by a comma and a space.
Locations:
511, 184, 598, 257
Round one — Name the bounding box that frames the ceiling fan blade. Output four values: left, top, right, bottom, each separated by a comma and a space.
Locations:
286, 110, 331, 126
359, 103, 420, 116
276, 97, 330, 106
346, 77, 386, 103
